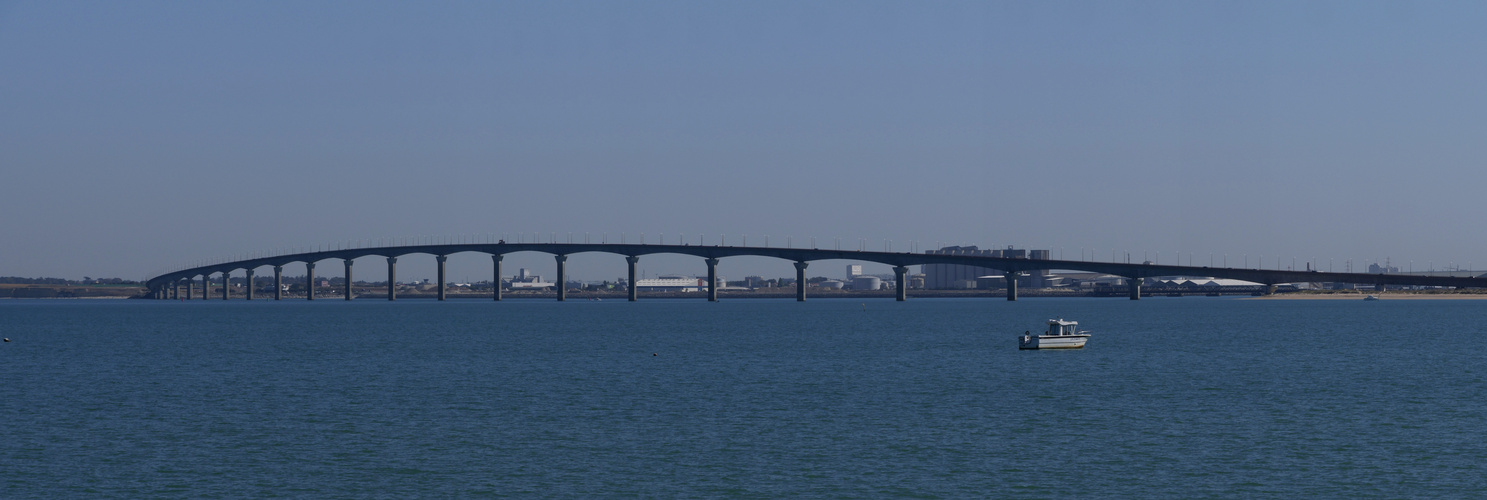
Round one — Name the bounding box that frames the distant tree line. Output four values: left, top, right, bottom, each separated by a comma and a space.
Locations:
0, 277, 141, 285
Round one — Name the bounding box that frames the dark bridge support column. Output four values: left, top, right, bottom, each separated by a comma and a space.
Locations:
344, 259, 354, 301
306, 262, 316, 301
1128, 278, 1142, 300
245, 269, 254, 300
794, 261, 809, 302
706, 258, 720, 302
626, 256, 639, 302
436, 255, 447, 301
273, 266, 283, 300
555, 255, 568, 301
387, 257, 397, 301
221, 272, 230, 300
1270, 284, 1281, 295
201, 275, 209, 300
172, 281, 180, 300
492, 254, 503, 301
894, 266, 908, 301
1005, 271, 1020, 301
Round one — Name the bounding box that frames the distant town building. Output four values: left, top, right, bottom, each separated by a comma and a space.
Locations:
506, 268, 554, 289
1368, 263, 1401, 274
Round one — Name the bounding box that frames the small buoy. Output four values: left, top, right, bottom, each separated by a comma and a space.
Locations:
652, 353, 657, 356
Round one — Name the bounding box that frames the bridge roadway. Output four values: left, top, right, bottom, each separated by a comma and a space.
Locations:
144, 242, 1487, 302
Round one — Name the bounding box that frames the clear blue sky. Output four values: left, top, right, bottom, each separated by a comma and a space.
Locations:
3, 1, 1486, 283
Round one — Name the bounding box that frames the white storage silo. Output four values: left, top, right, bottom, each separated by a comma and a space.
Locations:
852, 276, 881, 291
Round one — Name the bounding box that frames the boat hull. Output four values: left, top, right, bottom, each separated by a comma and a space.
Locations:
1019, 334, 1090, 350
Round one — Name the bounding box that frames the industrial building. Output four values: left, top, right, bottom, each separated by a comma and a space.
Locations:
505, 268, 554, 290
846, 264, 862, 280
634, 275, 725, 292
921, 245, 1053, 289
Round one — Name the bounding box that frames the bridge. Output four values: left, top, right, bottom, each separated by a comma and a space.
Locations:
143, 242, 1487, 301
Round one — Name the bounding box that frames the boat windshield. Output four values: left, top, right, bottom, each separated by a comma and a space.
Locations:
1047, 320, 1078, 335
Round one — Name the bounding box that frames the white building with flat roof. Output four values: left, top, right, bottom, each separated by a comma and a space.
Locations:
635, 275, 708, 292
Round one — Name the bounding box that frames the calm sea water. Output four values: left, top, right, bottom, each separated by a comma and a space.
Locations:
2, 297, 1485, 498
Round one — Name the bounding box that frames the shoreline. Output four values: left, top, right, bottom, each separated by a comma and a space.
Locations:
1246, 293, 1487, 300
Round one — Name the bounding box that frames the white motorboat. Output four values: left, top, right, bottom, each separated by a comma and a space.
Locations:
1364, 295, 1380, 301
1019, 319, 1091, 350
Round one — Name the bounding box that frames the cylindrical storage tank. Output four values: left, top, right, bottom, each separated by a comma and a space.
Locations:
852, 276, 881, 291
819, 280, 845, 289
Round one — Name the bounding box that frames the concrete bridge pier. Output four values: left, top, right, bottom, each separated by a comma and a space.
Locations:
555, 255, 568, 301
1374, 283, 1385, 292
306, 262, 316, 300
1005, 271, 1024, 301
706, 258, 720, 302
186, 279, 193, 300
894, 266, 908, 301
436, 255, 448, 301
245, 269, 254, 300
171, 282, 180, 300
344, 259, 354, 301
221, 272, 230, 300
794, 261, 809, 301
492, 254, 503, 301
387, 257, 397, 301
1128, 277, 1142, 300
201, 275, 209, 300
1269, 284, 1280, 295
273, 266, 283, 300
626, 256, 639, 302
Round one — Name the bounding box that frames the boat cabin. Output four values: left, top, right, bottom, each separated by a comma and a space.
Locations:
1046, 319, 1079, 336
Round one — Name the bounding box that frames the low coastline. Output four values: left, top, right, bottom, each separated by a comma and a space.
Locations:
1248, 292, 1487, 300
